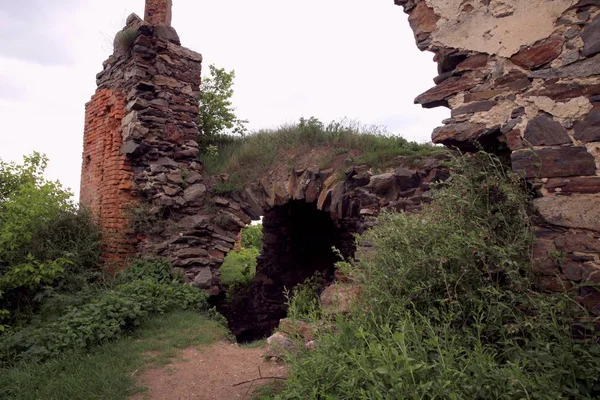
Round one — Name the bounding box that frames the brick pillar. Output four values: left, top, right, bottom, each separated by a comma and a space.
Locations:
144, 0, 172, 26
80, 89, 138, 268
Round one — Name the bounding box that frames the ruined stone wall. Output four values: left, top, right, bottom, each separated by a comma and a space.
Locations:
219, 155, 449, 339
80, 11, 205, 268
396, 0, 600, 312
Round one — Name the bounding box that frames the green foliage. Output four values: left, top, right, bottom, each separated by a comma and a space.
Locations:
0, 259, 209, 365
241, 224, 263, 250
212, 179, 245, 195
252, 381, 286, 400
285, 274, 325, 323
0, 310, 227, 400
220, 247, 259, 288
0, 154, 102, 328
116, 258, 175, 284
0, 153, 73, 265
275, 153, 600, 399
199, 117, 445, 190
219, 224, 263, 288
197, 64, 248, 154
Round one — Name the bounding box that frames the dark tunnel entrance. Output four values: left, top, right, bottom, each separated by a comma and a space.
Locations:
215, 200, 358, 343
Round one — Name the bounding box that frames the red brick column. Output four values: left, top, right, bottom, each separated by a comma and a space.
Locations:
144, 0, 172, 26
80, 88, 138, 268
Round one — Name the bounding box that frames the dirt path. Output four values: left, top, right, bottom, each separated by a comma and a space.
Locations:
133, 341, 287, 400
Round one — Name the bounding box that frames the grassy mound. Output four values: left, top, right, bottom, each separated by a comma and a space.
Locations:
200, 118, 446, 193
275, 153, 600, 399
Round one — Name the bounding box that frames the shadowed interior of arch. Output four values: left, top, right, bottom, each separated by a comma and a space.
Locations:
213, 200, 358, 343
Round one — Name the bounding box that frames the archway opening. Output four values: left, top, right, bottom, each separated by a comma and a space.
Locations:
217, 200, 358, 343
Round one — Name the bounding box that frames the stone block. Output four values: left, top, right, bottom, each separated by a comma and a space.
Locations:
574, 109, 600, 143
451, 100, 497, 117
510, 35, 564, 70
534, 194, 600, 232
511, 147, 596, 178
546, 177, 600, 194
524, 114, 571, 146
415, 75, 479, 108
582, 15, 600, 57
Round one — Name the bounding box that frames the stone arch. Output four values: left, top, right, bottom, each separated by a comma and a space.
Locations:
204, 159, 448, 341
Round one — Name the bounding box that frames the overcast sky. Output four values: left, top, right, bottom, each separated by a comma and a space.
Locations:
0, 0, 448, 199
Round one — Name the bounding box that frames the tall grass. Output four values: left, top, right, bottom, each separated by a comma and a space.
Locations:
274, 153, 600, 399
200, 118, 446, 192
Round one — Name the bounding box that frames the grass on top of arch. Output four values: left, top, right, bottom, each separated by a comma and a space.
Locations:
200, 117, 447, 194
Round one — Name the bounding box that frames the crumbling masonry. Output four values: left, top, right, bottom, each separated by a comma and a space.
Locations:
81, 0, 600, 320
396, 0, 600, 313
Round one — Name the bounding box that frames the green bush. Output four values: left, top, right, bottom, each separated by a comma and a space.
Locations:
220, 247, 259, 287
219, 224, 263, 287
116, 258, 174, 284
285, 274, 326, 322
276, 153, 600, 399
0, 269, 208, 365
241, 224, 263, 250
0, 153, 102, 328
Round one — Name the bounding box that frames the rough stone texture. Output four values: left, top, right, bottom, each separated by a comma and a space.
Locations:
511, 147, 596, 178
582, 14, 600, 57
320, 284, 361, 315
574, 108, 600, 142
534, 195, 600, 232
397, 0, 600, 311
510, 35, 564, 70
144, 0, 172, 26
81, 13, 206, 274
524, 114, 571, 146
265, 332, 295, 359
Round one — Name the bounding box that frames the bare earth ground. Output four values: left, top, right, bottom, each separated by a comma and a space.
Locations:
132, 341, 287, 400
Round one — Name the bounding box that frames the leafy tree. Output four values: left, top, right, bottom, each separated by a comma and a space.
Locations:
197, 64, 248, 153
0, 153, 101, 328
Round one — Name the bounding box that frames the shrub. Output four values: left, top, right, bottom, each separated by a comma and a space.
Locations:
116, 258, 175, 284
0, 261, 209, 365
219, 225, 263, 287
285, 274, 325, 322
241, 224, 263, 250
275, 153, 600, 399
0, 154, 102, 328
220, 247, 259, 287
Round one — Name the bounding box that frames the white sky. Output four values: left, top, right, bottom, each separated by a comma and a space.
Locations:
0, 0, 448, 199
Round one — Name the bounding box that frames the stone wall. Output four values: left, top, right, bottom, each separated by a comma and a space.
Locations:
396, 0, 600, 312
